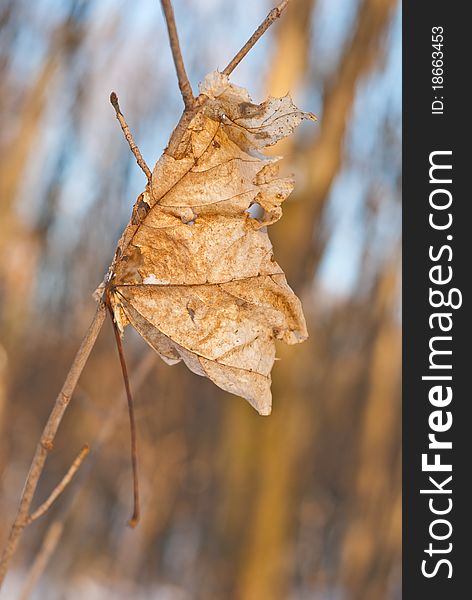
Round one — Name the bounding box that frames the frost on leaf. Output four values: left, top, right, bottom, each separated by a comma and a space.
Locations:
107, 71, 314, 415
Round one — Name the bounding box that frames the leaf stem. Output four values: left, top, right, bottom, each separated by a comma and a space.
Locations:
107, 303, 140, 528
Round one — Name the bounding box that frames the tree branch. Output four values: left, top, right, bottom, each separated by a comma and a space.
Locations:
222, 0, 290, 76
160, 0, 194, 110
164, 1, 290, 156
110, 92, 152, 183
26, 445, 90, 524
0, 302, 106, 589
18, 351, 157, 600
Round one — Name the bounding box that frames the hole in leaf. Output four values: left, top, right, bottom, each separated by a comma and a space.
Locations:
246, 203, 264, 220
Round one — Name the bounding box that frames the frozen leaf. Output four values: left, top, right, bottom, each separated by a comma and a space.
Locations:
106, 72, 314, 415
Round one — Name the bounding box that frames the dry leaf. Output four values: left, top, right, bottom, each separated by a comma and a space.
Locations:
105, 71, 315, 415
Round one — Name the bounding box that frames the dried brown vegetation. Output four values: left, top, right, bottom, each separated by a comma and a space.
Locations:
0, 0, 400, 598
107, 72, 315, 415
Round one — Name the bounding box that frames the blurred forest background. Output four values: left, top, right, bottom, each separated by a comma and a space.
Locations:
0, 0, 401, 598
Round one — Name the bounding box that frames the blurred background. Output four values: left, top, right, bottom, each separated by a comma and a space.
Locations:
0, 0, 401, 598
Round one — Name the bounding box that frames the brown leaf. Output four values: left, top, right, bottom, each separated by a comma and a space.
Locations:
106, 72, 314, 415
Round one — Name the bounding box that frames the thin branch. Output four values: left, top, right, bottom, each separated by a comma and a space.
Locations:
19, 351, 157, 600
222, 0, 290, 76
110, 92, 152, 182
165, 0, 289, 155
0, 303, 106, 589
160, 0, 195, 110
26, 445, 90, 524
108, 304, 140, 528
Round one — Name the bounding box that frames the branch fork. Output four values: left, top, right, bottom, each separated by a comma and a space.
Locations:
0, 0, 291, 589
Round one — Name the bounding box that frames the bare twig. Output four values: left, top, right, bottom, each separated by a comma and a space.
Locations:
26, 445, 90, 524
222, 0, 289, 76
0, 303, 106, 589
165, 0, 290, 156
110, 92, 152, 182
160, 0, 194, 110
18, 351, 157, 600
